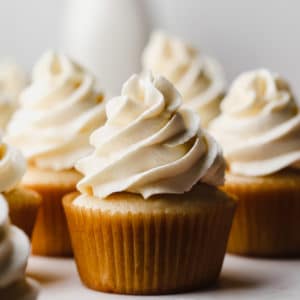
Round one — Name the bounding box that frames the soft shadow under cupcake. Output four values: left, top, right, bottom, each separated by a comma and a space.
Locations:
215, 270, 268, 292
160, 269, 269, 299
229, 251, 300, 260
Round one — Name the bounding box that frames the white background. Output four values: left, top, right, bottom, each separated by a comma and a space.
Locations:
0, 0, 299, 93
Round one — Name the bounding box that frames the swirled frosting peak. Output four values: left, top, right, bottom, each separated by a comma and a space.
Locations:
76, 73, 225, 199
142, 31, 225, 127
0, 195, 29, 292
0, 136, 25, 192
6, 51, 106, 171
0, 60, 27, 131
209, 69, 300, 176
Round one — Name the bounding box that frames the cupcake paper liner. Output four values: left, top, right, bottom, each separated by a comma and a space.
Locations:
30, 184, 76, 256
63, 192, 235, 295
224, 172, 300, 257
21, 167, 81, 256
5, 187, 42, 238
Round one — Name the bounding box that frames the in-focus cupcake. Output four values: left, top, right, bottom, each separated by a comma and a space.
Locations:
0, 60, 27, 131
210, 69, 300, 257
6, 51, 106, 256
0, 136, 41, 238
63, 73, 236, 294
142, 31, 225, 127
0, 195, 39, 300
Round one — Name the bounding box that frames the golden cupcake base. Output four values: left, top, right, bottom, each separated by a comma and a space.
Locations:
63, 185, 236, 295
22, 167, 82, 256
224, 171, 300, 257
5, 187, 42, 238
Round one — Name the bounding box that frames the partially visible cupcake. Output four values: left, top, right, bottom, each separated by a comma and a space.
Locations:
0, 195, 39, 300
0, 60, 27, 131
142, 31, 225, 127
6, 51, 106, 256
0, 135, 41, 238
210, 69, 300, 257
64, 73, 235, 294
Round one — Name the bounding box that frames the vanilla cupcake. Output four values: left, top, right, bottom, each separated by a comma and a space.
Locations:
6, 51, 106, 256
142, 31, 225, 127
0, 136, 40, 238
0, 60, 26, 131
210, 69, 300, 257
63, 73, 235, 294
0, 196, 39, 300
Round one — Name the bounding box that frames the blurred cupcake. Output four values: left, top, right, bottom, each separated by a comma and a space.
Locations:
142, 31, 225, 127
0, 195, 39, 300
63, 73, 235, 294
0, 60, 27, 131
0, 136, 40, 238
6, 51, 106, 256
210, 69, 300, 257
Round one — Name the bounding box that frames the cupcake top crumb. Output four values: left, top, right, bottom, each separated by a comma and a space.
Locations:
209, 69, 300, 177
76, 73, 225, 199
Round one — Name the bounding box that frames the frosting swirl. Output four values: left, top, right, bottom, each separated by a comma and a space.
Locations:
209, 69, 300, 176
0, 195, 29, 290
0, 137, 25, 192
142, 31, 225, 127
76, 73, 225, 199
0, 60, 26, 131
6, 51, 106, 171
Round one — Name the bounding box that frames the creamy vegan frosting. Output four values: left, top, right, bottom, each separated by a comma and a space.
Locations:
0, 195, 32, 298
0, 138, 25, 192
6, 51, 106, 171
76, 73, 225, 199
142, 31, 225, 127
0, 60, 26, 130
209, 69, 300, 177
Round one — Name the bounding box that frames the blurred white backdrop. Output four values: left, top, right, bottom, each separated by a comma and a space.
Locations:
0, 1, 61, 69
0, 0, 300, 94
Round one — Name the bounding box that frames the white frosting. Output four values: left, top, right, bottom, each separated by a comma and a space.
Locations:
0, 195, 31, 296
209, 69, 300, 176
6, 51, 106, 171
76, 73, 225, 199
0, 60, 26, 131
0, 138, 25, 192
142, 31, 225, 127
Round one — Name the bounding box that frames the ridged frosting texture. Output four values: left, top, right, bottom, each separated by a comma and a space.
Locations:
6, 51, 106, 171
209, 69, 300, 176
142, 31, 225, 127
76, 73, 225, 199
0, 137, 25, 192
0, 195, 30, 290
0, 60, 26, 131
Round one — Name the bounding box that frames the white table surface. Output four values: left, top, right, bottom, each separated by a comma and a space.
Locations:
27, 254, 300, 300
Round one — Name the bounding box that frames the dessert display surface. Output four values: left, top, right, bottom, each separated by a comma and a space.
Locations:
27, 255, 300, 299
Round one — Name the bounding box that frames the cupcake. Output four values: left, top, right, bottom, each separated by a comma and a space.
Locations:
0, 59, 27, 131
0, 136, 41, 238
63, 73, 236, 294
6, 51, 106, 256
209, 69, 300, 257
142, 31, 225, 127
0, 195, 39, 300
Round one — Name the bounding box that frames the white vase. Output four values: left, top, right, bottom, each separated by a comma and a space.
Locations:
61, 0, 149, 95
